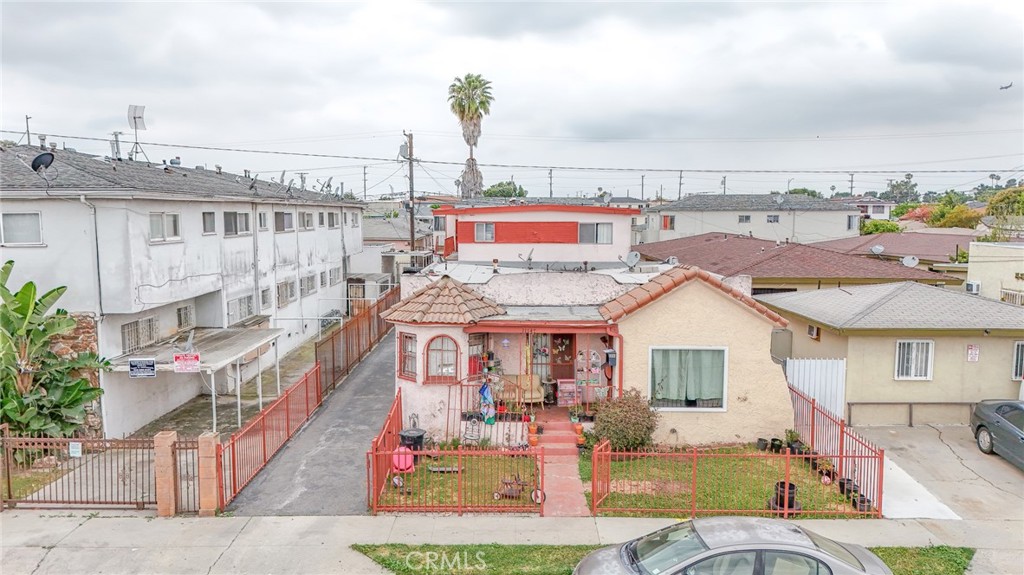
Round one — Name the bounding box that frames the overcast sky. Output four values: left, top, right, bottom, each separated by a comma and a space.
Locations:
2, 1, 1022, 198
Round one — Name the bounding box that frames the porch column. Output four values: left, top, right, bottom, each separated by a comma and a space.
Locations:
275, 343, 281, 396
235, 358, 242, 429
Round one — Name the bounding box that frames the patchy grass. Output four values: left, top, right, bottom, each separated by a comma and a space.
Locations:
354, 544, 975, 575
6, 467, 70, 498
580, 445, 867, 518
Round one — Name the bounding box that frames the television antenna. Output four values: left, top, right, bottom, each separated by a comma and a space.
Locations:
127, 105, 150, 162
901, 255, 919, 268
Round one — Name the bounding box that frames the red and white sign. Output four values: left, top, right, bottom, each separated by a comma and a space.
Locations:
173, 352, 201, 373
967, 345, 980, 363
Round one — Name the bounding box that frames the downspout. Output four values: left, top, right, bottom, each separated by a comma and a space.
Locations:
79, 196, 104, 316
252, 202, 261, 311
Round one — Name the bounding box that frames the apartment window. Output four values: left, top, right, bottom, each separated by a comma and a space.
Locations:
0, 212, 42, 244
475, 222, 495, 242
872, 205, 886, 214
298, 211, 315, 230
276, 280, 296, 307
319, 271, 327, 288
650, 347, 726, 409
318, 212, 325, 227
1013, 342, 1024, 381
344, 212, 349, 225
352, 212, 360, 228
260, 288, 272, 310
847, 215, 860, 230
176, 304, 195, 330
895, 340, 934, 380
223, 211, 251, 236
227, 295, 255, 325
399, 333, 417, 379
661, 215, 675, 230
425, 336, 458, 383
329, 267, 341, 285
299, 274, 318, 297
202, 212, 216, 234
258, 212, 269, 230
121, 317, 159, 354
433, 216, 446, 232
328, 212, 339, 228
579, 222, 613, 244
149, 212, 181, 242
767, 214, 780, 224
738, 215, 751, 224
275, 211, 294, 232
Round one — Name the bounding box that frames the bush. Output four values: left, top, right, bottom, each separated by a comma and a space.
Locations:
860, 219, 901, 235
593, 390, 659, 451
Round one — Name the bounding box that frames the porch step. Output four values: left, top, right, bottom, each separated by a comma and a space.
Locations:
538, 430, 579, 446
540, 445, 581, 456
537, 421, 576, 432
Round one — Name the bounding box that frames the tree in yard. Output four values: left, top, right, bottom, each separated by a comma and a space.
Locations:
448, 73, 494, 199
786, 187, 821, 198
483, 180, 528, 198
883, 173, 919, 204
860, 219, 901, 235
891, 202, 919, 219
1, 261, 107, 436
932, 204, 982, 229
939, 190, 968, 209
901, 205, 934, 222
987, 187, 1024, 216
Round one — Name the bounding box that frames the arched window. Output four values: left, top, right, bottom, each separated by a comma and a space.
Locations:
426, 336, 459, 384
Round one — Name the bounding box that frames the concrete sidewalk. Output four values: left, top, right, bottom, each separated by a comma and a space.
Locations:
2, 511, 1020, 575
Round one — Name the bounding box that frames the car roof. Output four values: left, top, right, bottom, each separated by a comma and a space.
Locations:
692, 517, 815, 550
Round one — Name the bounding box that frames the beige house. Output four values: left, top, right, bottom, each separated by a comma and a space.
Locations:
967, 242, 1024, 305
757, 283, 1024, 425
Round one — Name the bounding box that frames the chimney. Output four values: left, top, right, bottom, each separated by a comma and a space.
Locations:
215, 164, 222, 174
38, 134, 47, 150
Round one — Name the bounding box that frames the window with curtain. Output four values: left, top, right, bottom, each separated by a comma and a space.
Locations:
1013, 341, 1024, 381
895, 340, 933, 380
578, 223, 612, 244
426, 336, 458, 383
650, 348, 726, 409
399, 333, 417, 379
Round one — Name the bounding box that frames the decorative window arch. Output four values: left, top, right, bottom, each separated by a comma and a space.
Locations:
425, 335, 459, 384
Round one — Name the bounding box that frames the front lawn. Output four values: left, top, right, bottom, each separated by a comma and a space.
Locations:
354, 544, 974, 575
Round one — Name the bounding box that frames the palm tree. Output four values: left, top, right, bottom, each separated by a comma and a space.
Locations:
448, 73, 494, 198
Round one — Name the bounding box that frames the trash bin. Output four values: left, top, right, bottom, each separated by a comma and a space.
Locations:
399, 428, 426, 461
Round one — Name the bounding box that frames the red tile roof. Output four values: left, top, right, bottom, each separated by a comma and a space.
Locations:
599, 265, 788, 327
380, 276, 505, 325
635, 233, 955, 282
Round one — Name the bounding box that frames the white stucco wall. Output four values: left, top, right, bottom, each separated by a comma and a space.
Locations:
393, 324, 472, 440
645, 209, 860, 244
101, 372, 204, 438
967, 242, 1024, 302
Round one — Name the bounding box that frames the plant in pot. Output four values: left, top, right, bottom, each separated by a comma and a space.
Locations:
756, 438, 769, 451
784, 429, 803, 451
569, 405, 581, 423
573, 421, 584, 435
769, 438, 784, 453
817, 459, 835, 483
528, 421, 539, 435
838, 478, 859, 498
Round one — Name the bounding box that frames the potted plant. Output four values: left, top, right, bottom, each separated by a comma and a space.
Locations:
838, 478, 859, 497
817, 459, 835, 482
526, 409, 536, 423
756, 438, 769, 451
528, 421, 539, 435
769, 438, 784, 453
784, 429, 803, 451
569, 405, 581, 423
573, 421, 584, 435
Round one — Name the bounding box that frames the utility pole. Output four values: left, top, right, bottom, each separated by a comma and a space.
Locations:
548, 169, 553, 198
363, 166, 367, 200
721, 176, 727, 194
24, 115, 31, 146
849, 173, 855, 197
404, 131, 415, 250
677, 171, 683, 200
641, 175, 645, 200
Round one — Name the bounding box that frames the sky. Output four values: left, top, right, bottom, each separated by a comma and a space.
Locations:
2, 1, 1023, 199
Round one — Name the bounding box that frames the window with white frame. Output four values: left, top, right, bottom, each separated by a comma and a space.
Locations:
579, 222, 613, 244
275, 211, 294, 232
176, 304, 195, 330
227, 295, 255, 325
258, 212, 269, 230
260, 287, 272, 310
149, 212, 181, 242
299, 274, 317, 297
767, 214, 780, 224
475, 222, 495, 242
202, 212, 216, 234
319, 271, 327, 288
352, 212, 360, 228
318, 212, 325, 227
847, 215, 860, 230
121, 317, 159, 354
871, 205, 886, 214
223, 211, 251, 236
1013, 341, 1024, 381
895, 340, 934, 380
328, 212, 339, 228
277, 280, 296, 307
738, 215, 751, 224
0, 212, 43, 244
329, 267, 341, 285
433, 216, 446, 231
650, 347, 726, 409
298, 211, 315, 230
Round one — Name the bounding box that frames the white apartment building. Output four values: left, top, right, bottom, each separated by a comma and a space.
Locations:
1, 144, 364, 437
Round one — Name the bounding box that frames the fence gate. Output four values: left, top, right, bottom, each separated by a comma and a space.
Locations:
173, 439, 200, 514
785, 358, 846, 418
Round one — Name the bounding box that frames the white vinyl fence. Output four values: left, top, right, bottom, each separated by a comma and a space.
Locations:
785, 358, 846, 418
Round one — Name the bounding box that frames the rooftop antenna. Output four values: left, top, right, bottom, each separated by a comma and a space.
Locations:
518, 248, 535, 270
17, 151, 57, 193
275, 170, 286, 184
249, 174, 259, 192
126, 105, 150, 162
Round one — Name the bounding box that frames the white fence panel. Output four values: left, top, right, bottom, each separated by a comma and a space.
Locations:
785, 358, 846, 418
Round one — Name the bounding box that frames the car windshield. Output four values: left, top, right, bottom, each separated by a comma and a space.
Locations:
632, 521, 708, 574
801, 527, 864, 570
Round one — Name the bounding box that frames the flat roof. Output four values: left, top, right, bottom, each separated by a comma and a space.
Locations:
420, 262, 675, 286
480, 306, 605, 322
109, 327, 285, 373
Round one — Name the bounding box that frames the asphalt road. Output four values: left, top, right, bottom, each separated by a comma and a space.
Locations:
228, 330, 396, 516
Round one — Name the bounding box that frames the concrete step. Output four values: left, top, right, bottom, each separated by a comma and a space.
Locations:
538, 433, 579, 447
536, 421, 576, 432
539, 445, 581, 457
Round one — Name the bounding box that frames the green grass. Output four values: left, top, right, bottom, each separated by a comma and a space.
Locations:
580, 445, 867, 518
4, 467, 70, 498
354, 544, 975, 575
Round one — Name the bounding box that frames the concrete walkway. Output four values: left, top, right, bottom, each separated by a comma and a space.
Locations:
2, 511, 1020, 574
227, 331, 396, 516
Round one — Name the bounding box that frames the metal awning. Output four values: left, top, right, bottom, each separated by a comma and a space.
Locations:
110, 327, 284, 373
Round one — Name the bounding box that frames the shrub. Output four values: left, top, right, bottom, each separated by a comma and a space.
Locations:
860, 219, 901, 235
593, 390, 659, 451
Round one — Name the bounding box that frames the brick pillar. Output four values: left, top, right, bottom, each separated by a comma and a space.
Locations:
197, 432, 221, 517
154, 430, 178, 518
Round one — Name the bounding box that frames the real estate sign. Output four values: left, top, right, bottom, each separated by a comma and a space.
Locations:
173, 352, 201, 373
128, 358, 157, 378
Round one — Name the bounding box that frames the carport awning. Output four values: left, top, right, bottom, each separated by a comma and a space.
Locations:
109, 327, 285, 373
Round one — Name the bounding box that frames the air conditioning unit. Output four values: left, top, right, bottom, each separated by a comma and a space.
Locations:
806, 325, 820, 339
966, 281, 981, 295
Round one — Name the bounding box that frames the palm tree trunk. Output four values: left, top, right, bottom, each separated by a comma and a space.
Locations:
469, 144, 474, 160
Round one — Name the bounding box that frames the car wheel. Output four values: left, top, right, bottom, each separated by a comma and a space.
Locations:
976, 426, 994, 454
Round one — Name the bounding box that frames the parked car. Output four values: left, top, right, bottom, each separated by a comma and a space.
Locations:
971, 399, 1024, 471
573, 516, 892, 575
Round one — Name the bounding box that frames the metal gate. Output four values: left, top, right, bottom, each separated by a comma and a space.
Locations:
173, 439, 200, 514
785, 358, 846, 418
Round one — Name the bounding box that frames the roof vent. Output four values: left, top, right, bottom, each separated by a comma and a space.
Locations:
169, 156, 181, 166
215, 164, 222, 174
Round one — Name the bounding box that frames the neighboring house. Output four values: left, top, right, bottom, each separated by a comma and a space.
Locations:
635, 233, 961, 294
640, 194, 861, 244
757, 283, 1024, 425
977, 215, 1024, 239
1, 144, 364, 437
967, 242, 1024, 305
832, 196, 895, 220
811, 232, 986, 285
607, 196, 652, 245
381, 264, 794, 447
361, 216, 432, 252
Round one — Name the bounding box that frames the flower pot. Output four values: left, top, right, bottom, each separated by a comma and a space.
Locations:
573, 423, 584, 435
576, 434, 586, 446
838, 479, 859, 497
808, 451, 820, 469
528, 423, 538, 435
770, 438, 783, 453
756, 438, 769, 451
527, 434, 539, 447
774, 480, 798, 508
854, 496, 873, 512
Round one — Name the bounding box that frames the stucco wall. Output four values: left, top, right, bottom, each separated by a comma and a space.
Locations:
473, 272, 633, 306
646, 209, 859, 244
787, 322, 849, 359
968, 242, 1024, 301
101, 372, 205, 438
616, 281, 794, 445
454, 210, 634, 263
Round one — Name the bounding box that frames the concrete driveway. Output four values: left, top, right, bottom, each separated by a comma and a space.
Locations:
227, 331, 396, 516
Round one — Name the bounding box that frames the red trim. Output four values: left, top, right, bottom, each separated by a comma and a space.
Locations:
423, 335, 460, 385
434, 205, 640, 216
397, 332, 417, 381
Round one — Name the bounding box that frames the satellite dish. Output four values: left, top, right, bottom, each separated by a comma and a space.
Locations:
901, 255, 920, 268
625, 251, 641, 268
870, 245, 885, 255
775, 194, 785, 205
30, 152, 54, 173
127, 105, 147, 130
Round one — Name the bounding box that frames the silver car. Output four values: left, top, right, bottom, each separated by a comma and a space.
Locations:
574, 517, 891, 575
971, 399, 1024, 471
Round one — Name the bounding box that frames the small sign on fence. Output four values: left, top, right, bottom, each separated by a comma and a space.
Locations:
68, 442, 82, 458
128, 358, 157, 378
173, 353, 201, 373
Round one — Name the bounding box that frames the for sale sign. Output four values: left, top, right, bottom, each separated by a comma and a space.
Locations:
173, 352, 201, 373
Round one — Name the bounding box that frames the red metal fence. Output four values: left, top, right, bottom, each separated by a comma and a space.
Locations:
219, 364, 322, 508
316, 287, 400, 395
591, 387, 884, 518
173, 439, 200, 514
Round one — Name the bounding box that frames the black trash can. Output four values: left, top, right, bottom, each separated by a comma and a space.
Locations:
399, 428, 426, 462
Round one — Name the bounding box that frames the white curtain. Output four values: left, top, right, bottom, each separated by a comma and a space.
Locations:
651, 349, 724, 405
428, 337, 457, 377
596, 223, 613, 244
